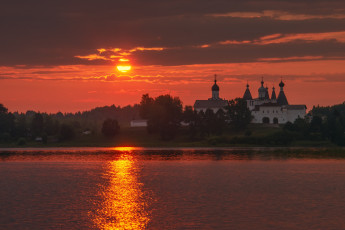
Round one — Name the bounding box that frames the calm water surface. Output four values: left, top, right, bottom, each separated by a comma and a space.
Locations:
1, 148, 345, 229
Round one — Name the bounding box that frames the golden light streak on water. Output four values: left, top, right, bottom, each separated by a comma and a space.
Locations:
93, 153, 150, 230
112, 147, 136, 152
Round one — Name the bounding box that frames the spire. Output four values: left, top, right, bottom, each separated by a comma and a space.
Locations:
243, 82, 252, 100
277, 79, 288, 105
271, 86, 277, 100
212, 74, 219, 92
264, 85, 270, 100
261, 77, 264, 86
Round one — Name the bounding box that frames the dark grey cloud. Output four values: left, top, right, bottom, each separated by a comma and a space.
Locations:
0, 0, 345, 66
133, 40, 345, 65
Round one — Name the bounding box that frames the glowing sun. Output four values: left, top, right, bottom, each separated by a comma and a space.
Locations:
116, 65, 132, 73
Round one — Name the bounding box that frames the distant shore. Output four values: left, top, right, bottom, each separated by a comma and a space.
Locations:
0, 124, 342, 151
1, 146, 345, 157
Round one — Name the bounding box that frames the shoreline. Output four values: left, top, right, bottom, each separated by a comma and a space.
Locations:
1, 146, 344, 152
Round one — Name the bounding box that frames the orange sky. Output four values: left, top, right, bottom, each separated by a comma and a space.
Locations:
1, 1, 345, 113
1, 59, 345, 112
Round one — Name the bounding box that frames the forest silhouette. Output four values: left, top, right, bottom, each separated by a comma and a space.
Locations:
1, 95, 345, 147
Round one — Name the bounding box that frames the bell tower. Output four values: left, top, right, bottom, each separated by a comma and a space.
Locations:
211, 74, 220, 100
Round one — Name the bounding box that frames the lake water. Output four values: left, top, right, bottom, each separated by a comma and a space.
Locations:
1, 147, 345, 229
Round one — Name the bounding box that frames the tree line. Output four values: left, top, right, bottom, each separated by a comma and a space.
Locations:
139, 95, 345, 146
2, 96, 345, 146
0, 104, 136, 145
139, 94, 252, 140
225, 103, 345, 146
0, 94, 253, 145
282, 103, 345, 146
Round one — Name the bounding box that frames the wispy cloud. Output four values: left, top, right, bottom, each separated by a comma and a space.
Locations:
217, 31, 345, 46
257, 56, 324, 62
75, 46, 167, 63
256, 31, 345, 44
129, 47, 165, 52
72, 30, 345, 67
75, 54, 113, 61
209, 10, 345, 20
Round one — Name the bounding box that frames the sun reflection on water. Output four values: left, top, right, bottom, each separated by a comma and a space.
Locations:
93, 152, 151, 230
112, 147, 137, 152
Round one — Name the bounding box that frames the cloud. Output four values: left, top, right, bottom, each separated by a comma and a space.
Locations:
131, 40, 345, 66
0, 0, 345, 66
74, 54, 112, 61
217, 31, 345, 46
71, 30, 345, 67
257, 56, 324, 62
74, 46, 166, 63
210, 10, 345, 20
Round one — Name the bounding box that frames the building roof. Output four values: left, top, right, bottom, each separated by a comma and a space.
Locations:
271, 87, 277, 100
253, 102, 281, 111
285, 105, 307, 110
264, 87, 270, 100
243, 85, 252, 100
277, 91, 288, 105
194, 99, 228, 109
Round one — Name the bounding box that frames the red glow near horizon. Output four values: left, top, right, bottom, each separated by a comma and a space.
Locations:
1, 59, 345, 113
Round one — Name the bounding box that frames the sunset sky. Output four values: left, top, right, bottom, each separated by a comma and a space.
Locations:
1, 0, 345, 113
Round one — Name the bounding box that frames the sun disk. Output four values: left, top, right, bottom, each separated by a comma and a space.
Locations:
116, 65, 132, 73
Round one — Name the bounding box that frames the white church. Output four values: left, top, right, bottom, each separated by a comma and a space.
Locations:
193, 76, 306, 124
193, 75, 229, 113
243, 78, 306, 124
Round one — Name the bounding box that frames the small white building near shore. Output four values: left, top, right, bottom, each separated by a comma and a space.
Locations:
130, 119, 148, 127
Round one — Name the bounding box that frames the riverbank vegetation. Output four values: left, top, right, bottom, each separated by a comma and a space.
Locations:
1, 97, 345, 148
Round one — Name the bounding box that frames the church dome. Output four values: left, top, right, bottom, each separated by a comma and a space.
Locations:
212, 80, 219, 91
279, 80, 285, 88
258, 78, 267, 99
258, 78, 266, 93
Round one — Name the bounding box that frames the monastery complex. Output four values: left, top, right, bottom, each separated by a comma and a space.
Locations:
194, 76, 306, 124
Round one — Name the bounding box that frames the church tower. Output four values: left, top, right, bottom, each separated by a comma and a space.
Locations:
243, 83, 252, 100
258, 78, 266, 99
265, 86, 270, 100
277, 80, 288, 105
211, 75, 220, 100
271, 86, 277, 100
194, 74, 229, 113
